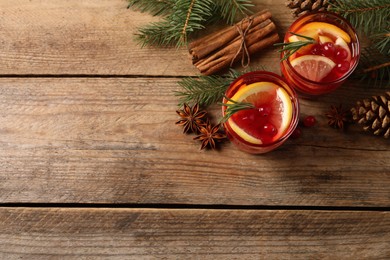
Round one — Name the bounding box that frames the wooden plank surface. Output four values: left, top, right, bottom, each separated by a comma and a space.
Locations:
0, 0, 290, 76
0, 78, 389, 206
1, 0, 389, 258
1, 207, 389, 259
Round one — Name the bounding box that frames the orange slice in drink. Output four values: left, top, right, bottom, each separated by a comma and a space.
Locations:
335, 37, 351, 61
290, 55, 336, 81
288, 29, 318, 56
226, 82, 293, 145
297, 22, 351, 43
319, 35, 333, 44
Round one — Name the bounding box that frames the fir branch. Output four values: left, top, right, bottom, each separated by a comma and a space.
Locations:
329, 0, 390, 36
178, 0, 196, 45
129, 0, 256, 47
135, 20, 176, 47
134, 0, 215, 47
175, 69, 243, 107
213, 0, 254, 25
362, 62, 390, 74
330, 0, 390, 87
369, 29, 390, 56
353, 46, 390, 88
127, 0, 175, 16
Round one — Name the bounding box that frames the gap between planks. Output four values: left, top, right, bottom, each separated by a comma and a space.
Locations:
0, 203, 389, 212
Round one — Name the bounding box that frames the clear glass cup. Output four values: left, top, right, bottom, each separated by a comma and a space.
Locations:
222, 71, 299, 154
280, 12, 360, 96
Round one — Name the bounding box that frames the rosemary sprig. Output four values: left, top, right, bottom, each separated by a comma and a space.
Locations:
274, 32, 316, 61
220, 96, 255, 123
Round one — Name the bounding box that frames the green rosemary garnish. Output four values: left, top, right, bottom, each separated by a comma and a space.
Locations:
220, 96, 255, 123
274, 32, 316, 61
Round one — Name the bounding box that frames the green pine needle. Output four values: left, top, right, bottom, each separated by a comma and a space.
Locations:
175, 69, 243, 107
127, 0, 175, 16
214, 0, 254, 25
274, 32, 316, 61
353, 47, 390, 88
220, 96, 255, 123
128, 0, 255, 47
369, 29, 390, 56
172, 0, 214, 47
136, 21, 176, 47
329, 0, 390, 87
133, 0, 214, 47
329, 0, 390, 37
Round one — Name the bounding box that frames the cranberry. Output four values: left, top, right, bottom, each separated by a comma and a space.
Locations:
290, 127, 302, 139
262, 123, 277, 137
335, 47, 348, 61
320, 42, 335, 58
310, 44, 322, 55
303, 115, 316, 127
336, 61, 350, 73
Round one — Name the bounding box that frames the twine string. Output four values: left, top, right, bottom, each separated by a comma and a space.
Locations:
230, 17, 253, 68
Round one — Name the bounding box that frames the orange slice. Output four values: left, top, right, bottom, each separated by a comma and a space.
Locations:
319, 35, 333, 44
335, 37, 351, 61
288, 30, 318, 55
290, 55, 336, 81
227, 82, 293, 145
297, 22, 351, 43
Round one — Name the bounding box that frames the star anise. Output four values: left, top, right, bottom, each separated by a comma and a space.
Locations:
325, 104, 352, 130
193, 123, 226, 150
176, 103, 207, 133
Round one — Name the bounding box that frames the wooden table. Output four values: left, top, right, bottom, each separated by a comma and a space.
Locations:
1, 0, 389, 258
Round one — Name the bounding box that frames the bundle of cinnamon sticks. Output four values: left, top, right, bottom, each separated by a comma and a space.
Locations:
189, 10, 279, 75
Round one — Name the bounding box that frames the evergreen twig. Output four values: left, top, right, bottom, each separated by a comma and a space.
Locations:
128, 0, 254, 47
329, 0, 390, 36
369, 29, 390, 55
136, 21, 175, 47
330, 0, 390, 87
175, 69, 244, 107
134, 0, 214, 47
353, 46, 390, 88
127, 0, 175, 16
330, 0, 390, 56
213, 0, 254, 25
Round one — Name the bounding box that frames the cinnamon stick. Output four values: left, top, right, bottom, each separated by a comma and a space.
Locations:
194, 20, 275, 68
189, 10, 279, 75
200, 33, 279, 76
189, 9, 272, 62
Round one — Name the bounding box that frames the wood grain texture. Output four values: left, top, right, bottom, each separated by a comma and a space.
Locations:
0, 78, 389, 206
1, 0, 389, 258
0, 0, 291, 76
0, 207, 389, 259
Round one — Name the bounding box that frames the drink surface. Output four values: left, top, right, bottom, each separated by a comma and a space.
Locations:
288, 21, 353, 82
222, 71, 299, 154
225, 82, 293, 145
280, 12, 360, 96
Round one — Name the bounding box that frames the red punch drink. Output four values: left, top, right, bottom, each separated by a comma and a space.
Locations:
222, 71, 299, 154
280, 12, 360, 96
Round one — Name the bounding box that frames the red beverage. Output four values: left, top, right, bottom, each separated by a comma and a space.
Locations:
280, 12, 360, 96
222, 71, 299, 154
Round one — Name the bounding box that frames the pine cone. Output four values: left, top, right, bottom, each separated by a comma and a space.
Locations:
351, 92, 390, 138
286, 0, 331, 17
